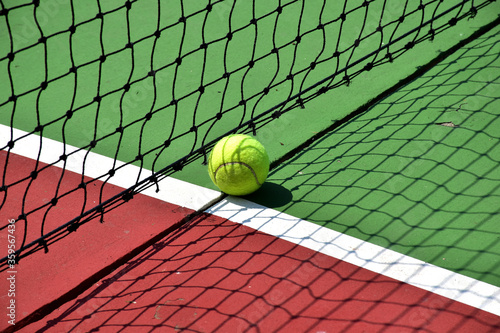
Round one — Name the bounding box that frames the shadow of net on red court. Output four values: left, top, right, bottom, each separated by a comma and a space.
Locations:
33, 210, 500, 333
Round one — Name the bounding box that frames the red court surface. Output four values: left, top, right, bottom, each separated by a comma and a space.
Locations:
1, 151, 498, 332
0, 151, 195, 332
23, 213, 500, 333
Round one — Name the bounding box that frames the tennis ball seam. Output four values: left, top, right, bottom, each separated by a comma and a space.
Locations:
213, 161, 262, 186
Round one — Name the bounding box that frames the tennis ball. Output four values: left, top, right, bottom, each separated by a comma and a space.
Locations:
208, 134, 269, 196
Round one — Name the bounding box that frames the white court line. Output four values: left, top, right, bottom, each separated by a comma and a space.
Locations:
0, 124, 222, 211
2, 124, 499, 317
207, 196, 500, 317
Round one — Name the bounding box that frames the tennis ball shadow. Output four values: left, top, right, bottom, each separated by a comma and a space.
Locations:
243, 182, 293, 208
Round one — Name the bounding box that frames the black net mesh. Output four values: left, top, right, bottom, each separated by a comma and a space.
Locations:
0, 0, 494, 266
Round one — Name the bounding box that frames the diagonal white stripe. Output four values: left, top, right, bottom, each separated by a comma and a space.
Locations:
2, 124, 499, 316
206, 196, 500, 317
0, 124, 222, 211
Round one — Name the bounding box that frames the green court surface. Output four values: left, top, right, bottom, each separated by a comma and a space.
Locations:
248, 24, 500, 287
2, 1, 498, 189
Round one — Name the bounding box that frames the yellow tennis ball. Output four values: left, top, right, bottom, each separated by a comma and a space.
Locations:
208, 134, 269, 196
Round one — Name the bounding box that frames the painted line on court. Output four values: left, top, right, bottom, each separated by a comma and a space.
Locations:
206, 196, 500, 316
0, 124, 222, 211
2, 124, 499, 317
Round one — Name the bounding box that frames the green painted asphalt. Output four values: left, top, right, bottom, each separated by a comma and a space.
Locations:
248, 25, 500, 287
176, 3, 500, 189
2, 1, 498, 187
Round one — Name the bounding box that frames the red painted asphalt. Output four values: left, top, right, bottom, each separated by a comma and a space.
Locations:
24, 213, 500, 332
1, 152, 499, 332
0, 151, 195, 332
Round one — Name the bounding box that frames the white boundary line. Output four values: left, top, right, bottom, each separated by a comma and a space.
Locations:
2, 124, 499, 317
207, 196, 500, 317
0, 124, 222, 211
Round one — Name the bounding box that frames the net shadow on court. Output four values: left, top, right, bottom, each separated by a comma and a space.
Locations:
33, 212, 500, 332
251, 28, 500, 287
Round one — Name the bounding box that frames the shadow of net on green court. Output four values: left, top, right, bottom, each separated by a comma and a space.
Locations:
249, 27, 500, 288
